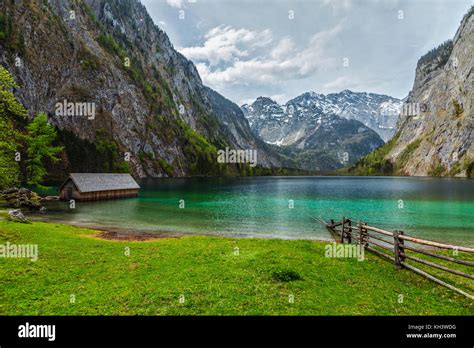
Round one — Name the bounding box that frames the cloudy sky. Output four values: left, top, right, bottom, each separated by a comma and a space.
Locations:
142, 0, 472, 105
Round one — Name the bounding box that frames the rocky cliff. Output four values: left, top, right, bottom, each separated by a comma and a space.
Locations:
386, 7, 473, 177
0, 0, 280, 178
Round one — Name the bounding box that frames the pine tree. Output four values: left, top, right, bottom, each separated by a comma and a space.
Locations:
0, 67, 26, 190
25, 113, 63, 188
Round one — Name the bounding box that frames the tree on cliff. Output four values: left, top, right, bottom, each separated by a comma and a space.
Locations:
0, 67, 27, 190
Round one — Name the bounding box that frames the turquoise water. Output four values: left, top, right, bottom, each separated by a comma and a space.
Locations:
34, 177, 474, 245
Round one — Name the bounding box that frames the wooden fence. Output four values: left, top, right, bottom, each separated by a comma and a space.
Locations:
315, 217, 474, 299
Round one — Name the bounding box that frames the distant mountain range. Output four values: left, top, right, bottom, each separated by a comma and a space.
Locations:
242, 90, 402, 144
240, 90, 401, 171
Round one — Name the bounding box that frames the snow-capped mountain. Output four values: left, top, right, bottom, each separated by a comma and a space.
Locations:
241, 93, 386, 171
242, 90, 402, 144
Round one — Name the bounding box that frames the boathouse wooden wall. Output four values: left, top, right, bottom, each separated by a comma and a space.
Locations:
59, 179, 138, 201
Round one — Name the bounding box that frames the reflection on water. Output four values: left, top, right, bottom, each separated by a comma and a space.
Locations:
33, 176, 474, 245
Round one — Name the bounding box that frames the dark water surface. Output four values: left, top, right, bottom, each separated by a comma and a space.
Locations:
34, 176, 474, 245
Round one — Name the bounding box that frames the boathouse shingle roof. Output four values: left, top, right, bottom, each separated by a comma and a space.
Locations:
64, 173, 140, 193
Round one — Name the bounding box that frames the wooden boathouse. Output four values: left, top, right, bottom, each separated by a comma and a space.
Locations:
59, 173, 140, 201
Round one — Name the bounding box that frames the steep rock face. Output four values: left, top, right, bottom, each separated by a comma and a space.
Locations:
0, 0, 280, 178
204, 87, 277, 161
242, 90, 401, 143
386, 8, 473, 177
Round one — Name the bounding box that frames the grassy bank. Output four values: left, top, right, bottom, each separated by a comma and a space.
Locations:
0, 220, 472, 315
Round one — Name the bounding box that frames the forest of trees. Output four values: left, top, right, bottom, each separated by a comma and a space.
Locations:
417, 40, 453, 75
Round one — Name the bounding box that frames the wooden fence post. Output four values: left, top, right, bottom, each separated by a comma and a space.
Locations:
341, 216, 345, 243
393, 230, 404, 269
361, 222, 368, 247
399, 230, 405, 267
347, 219, 352, 244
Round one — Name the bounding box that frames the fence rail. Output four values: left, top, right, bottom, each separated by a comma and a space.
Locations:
315, 217, 474, 299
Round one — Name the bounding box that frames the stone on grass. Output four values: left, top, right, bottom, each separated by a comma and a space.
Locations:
7, 209, 29, 223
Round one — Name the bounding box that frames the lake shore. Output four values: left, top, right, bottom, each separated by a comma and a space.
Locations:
27, 215, 335, 242
24, 176, 474, 245
0, 218, 472, 315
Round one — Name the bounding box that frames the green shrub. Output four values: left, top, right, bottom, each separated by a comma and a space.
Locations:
428, 163, 446, 177
138, 150, 146, 163
81, 2, 98, 24
271, 269, 303, 282
453, 99, 463, 117
398, 138, 422, 166
97, 33, 126, 58
158, 159, 174, 177
0, 12, 25, 55
348, 135, 398, 176
79, 59, 98, 71
465, 161, 474, 178
449, 162, 461, 176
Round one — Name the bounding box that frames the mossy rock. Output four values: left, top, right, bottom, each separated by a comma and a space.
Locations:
0, 187, 42, 211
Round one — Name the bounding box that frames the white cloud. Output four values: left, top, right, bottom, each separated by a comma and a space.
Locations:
239, 97, 258, 106
322, 75, 386, 94
270, 37, 295, 60
143, 0, 471, 102
180, 26, 273, 66
187, 21, 345, 88
166, 0, 184, 8
322, 0, 353, 12
322, 76, 355, 90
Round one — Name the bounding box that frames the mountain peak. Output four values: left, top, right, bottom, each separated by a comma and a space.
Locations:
242, 90, 402, 143
254, 96, 278, 105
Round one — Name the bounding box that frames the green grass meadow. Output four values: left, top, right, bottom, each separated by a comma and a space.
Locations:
0, 219, 472, 315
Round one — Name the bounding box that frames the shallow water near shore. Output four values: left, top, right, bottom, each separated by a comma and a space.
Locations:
32, 176, 474, 245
